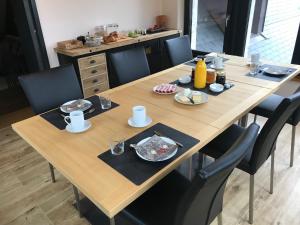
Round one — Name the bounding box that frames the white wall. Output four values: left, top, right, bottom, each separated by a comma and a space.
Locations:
161, 0, 184, 30
35, 0, 162, 67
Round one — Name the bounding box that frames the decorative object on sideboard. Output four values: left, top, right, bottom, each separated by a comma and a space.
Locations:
57, 40, 83, 50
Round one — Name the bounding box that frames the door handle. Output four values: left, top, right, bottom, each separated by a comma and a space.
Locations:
225, 15, 231, 27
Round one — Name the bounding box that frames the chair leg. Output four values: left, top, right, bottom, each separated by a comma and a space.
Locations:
254, 115, 257, 123
73, 185, 83, 218
249, 175, 254, 224
290, 126, 296, 167
217, 212, 223, 225
49, 163, 56, 183
270, 151, 275, 194
110, 218, 116, 225
198, 153, 204, 170
188, 157, 193, 180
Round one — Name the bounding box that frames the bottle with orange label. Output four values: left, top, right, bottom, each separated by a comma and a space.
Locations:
194, 57, 207, 89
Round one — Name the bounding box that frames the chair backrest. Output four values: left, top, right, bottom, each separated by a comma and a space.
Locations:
110, 47, 150, 85
165, 35, 193, 66
19, 64, 83, 114
174, 123, 260, 225
250, 91, 300, 172
291, 85, 300, 125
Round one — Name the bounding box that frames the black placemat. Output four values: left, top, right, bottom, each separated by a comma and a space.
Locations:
170, 80, 234, 96
98, 123, 200, 185
40, 96, 119, 130
184, 56, 229, 68
245, 64, 297, 82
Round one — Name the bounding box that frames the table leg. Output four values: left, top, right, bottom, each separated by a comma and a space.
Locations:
110, 217, 116, 225
239, 114, 249, 128
73, 185, 82, 218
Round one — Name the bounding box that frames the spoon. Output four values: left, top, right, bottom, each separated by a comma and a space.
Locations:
84, 108, 95, 115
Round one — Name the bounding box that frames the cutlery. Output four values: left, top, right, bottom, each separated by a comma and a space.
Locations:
154, 131, 184, 148
187, 96, 195, 104
84, 108, 95, 115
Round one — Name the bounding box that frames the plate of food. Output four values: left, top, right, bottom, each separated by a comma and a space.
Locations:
262, 67, 289, 77
60, 99, 92, 113
174, 88, 208, 105
131, 135, 178, 162
153, 84, 177, 95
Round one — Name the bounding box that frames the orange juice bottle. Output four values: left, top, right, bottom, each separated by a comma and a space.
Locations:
194, 57, 207, 89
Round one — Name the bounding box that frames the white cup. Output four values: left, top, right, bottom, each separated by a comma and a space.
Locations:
213, 57, 223, 69
132, 106, 146, 126
64, 111, 85, 131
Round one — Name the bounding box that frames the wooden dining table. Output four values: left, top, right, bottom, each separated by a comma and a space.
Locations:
12, 54, 300, 225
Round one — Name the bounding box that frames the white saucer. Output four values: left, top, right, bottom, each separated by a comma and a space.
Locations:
128, 117, 152, 128
66, 120, 91, 133
209, 83, 224, 93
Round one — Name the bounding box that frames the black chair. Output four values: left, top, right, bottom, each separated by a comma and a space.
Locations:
122, 124, 259, 225
251, 86, 300, 167
110, 47, 150, 85
19, 64, 83, 182
201, 91, 300, 224
165, 35, 193, 66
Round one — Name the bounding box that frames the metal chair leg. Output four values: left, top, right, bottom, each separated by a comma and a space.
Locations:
217, 212, 223, 225
188, 157, 193, 180
73, 185, 82, 218
49, 163, 56, 183
249, 175, 254, 224
110, 218, 116, 225
270, 151, 275, 194
290, 126, 296, 167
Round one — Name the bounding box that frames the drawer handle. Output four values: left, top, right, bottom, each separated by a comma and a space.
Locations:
91, 70, 98, 74
92, 79, 98, 83
90, 60, 96, 64
94, 88, 100, 93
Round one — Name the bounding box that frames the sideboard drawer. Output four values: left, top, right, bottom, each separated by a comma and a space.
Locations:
83, 83, 110, 97
80, 64, 107, 79
82, 74, 108, 89
78, 54, 106, 69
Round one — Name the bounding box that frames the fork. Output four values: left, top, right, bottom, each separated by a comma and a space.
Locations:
154, 131, 184, 148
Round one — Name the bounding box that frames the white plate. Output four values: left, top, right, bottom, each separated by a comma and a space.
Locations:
153, 84, 177, 95
263, 67, 288, 76
135, 137, 178, 162
60, 100, 92, 113
209, 83, 224, 93
174, 91, 208, 105
66, 120, 91, 133
128, 116, 152, 128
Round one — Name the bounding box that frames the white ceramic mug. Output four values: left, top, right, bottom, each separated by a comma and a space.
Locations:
64, 111, 85, 131
132, 106, 146, 126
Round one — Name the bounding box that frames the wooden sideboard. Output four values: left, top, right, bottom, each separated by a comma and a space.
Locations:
55, 30, 181, 98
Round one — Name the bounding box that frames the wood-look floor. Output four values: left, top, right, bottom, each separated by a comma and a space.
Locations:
1, 114, 299, 225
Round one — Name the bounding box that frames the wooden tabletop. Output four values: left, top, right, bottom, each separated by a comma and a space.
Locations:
12, 56, 300, 218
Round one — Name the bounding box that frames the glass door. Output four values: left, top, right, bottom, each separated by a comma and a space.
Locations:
190, 0, 229, 53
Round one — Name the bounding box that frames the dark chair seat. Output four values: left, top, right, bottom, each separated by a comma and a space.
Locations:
122, 124, 260, 225
165, 35, 193, 66
250, 94, 296, 125
123, 171, 190, 225
110, 47, 150, 85
202, 124, 276, 175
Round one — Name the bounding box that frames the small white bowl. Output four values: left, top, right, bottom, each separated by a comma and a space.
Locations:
179, 76, 192, 84
210, 83, 224, 93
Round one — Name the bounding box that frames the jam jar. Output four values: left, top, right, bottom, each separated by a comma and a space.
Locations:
216, 69, 226, 85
